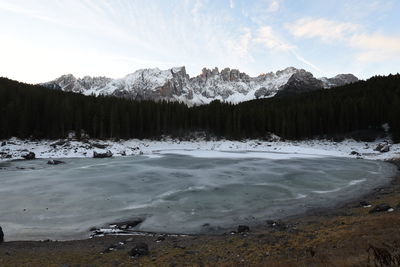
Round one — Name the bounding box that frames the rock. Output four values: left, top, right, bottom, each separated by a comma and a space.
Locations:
266, 220, 287, 231
129, 242, 149, 257
22, 152, 35, 160
112, 219, 144, 230
0, 226, 3, 242
155, 236, 166, 242
360, 201, 372, 208
102, 244, 117, 254
369, 203, 393, 213
237, 225, 250, 233
374, 143, 384, 151
47, 160, 65, 165
1, 141, 6, 147
93, 150, 113, 158
374, 143, 390, 153
102, 243, 125, 254
350, 151, 361, 156
380, 145, 390, 153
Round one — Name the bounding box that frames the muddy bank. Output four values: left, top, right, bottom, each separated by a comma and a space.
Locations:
1, 159, 400, 266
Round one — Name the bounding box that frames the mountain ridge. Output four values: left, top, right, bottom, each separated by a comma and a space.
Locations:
41, 66, 358, 105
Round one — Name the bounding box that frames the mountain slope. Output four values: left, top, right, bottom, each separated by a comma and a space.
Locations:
42, 66, 358, 105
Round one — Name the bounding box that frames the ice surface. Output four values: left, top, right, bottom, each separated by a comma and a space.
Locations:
0, 154, 397, 241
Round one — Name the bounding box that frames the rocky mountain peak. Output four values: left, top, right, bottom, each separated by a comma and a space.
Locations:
41, 66, 359, 105
276, 69, 324, 97
320, 73, 359, 88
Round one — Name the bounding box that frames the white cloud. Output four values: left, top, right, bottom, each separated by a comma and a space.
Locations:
229, 0, 235, 9
289, 50, 324, 73
226, 28, 253, 59
253, 25, 323, 73
286, 17, 400, 63
286, 18, 361, 42
349, 33, 400, 62
254, 26, 294, 51
266, 0, 282, 12
191, 0, 204, 16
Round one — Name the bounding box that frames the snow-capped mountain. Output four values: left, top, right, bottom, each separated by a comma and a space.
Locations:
41, 67, 358, 105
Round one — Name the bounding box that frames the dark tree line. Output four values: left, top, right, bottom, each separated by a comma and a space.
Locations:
0, 74, 399, 142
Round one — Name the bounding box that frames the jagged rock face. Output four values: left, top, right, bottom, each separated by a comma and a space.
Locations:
276, 70, 324, 97
46, 74, 112, 94
41, 66, 358, 105
320, 74, 358, 88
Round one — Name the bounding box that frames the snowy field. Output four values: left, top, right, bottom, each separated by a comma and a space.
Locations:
1, 137, 399, 162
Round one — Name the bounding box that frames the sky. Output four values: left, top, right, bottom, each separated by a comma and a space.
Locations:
0, 0, 399, 83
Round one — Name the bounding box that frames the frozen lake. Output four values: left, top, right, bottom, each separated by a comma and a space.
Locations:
0, 151, 397, 241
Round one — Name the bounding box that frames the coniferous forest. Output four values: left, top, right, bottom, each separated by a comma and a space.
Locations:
0, 74, 399, 143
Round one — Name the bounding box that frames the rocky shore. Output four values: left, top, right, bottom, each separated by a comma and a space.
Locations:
1, 137, 399, 162
1, 159, 400, 266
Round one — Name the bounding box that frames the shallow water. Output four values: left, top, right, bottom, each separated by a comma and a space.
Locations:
0, 152, 397, 241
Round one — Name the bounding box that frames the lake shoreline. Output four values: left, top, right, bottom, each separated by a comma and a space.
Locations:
1, 159, 400, 266
1, 137, 400, 162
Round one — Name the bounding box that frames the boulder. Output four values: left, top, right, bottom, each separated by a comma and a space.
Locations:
155, 236, 166, 242
112, 218, 144, 230
360, 201, 372, 207
129, 242, 149, 257
369, 203, 392, 213
237, 225, 250, 233
350, 151, 361, 156
47, 160, 65, 165
374, 143, 390, 153
380, 145, 390, 153
266, 220, 288, 231
1, 141, 6, 147
22, 152, 35, 160
93, 150, 113, 158
0, 226, 3, 242
374, 143, 384, 151
102, 243, 124, 254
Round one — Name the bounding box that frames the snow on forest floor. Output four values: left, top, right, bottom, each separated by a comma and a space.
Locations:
1, 137, 399, 162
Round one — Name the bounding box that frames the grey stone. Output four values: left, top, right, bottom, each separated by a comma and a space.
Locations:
130, 242, 149, 257
369, 203, 392, 213
237, 225, 250, 233
22, 152, 35, 160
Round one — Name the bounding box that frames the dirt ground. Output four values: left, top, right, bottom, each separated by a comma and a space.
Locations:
1, 159, 400, 267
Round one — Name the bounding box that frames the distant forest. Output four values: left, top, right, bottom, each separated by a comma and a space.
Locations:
0, 75, 399, 142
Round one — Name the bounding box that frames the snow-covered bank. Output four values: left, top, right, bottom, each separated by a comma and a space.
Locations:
1, 137, 399, 161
